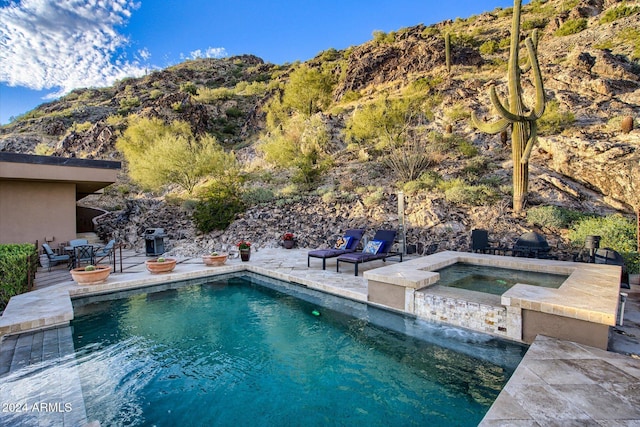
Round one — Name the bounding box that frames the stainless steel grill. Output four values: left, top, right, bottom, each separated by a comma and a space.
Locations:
144, 228, 167, 256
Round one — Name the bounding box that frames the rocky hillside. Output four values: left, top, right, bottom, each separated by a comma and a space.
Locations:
1, 0, 638, 256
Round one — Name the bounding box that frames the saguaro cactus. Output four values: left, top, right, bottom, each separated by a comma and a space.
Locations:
445, 33, 451, 73
471, 0, 546, 215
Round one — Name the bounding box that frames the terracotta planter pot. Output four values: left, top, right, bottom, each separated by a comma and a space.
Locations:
202, 253, 228, 266
145, 258, 177, 274
71, 265, 111, 285
283, 240, 294, 249
240, 248, 250, 262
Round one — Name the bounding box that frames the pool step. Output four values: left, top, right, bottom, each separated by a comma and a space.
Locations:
0, 327, 89, 426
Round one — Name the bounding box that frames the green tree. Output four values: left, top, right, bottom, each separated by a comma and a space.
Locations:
116, 116, 237, 194
259, 114, 331, 188
346, 97, 423, 150
281, 65, 334, 116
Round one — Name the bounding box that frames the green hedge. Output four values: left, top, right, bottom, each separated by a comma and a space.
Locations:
0, 243, 37, 312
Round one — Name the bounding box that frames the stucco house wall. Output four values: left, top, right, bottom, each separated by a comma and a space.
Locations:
0, 153, 120, 246
0, 180, 76, 245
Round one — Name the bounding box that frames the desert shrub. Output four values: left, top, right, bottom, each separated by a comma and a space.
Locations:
195, 87, 234, 103
498, 37, 512, 50
373, 30, 396, 44
445, 103, 471, 123
479, 40, 499, 55
180, 82, 198, 95
363, 187, 385, 207
321, 191, 337, 204
569, 214, 637, 253
105, 114, 127, 128
149, 89, 163, 99
341, 90, 362, 103
34, 143, 54, 156
421, 27, 440, 38
385, 137, 433, 181
451, 33, 481, 48
242, 188, 275, 206
523, 18, 548, 30
439, 179, 499, 206
291, 150, 332, 190
234, 81, 268, 96
118, 96, 140, 115
554, 18, 587, 36
193, 180, 245, 233
69, 121, 92, 133
600, 3, 640, 24
225, 107, 243, 118
462, 156, 491, 177
620, 28, 640, 59
538, 100, 575, 135
402, 171, 442, 194
526, 205, 586, 229
457, 139, 479, 157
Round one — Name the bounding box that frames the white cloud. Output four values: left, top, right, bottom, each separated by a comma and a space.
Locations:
185, 47, 228, 60
0, 0, 147, 98
138, 48, 151, 61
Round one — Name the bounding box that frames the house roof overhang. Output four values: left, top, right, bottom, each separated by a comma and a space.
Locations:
0, 152, 121, 200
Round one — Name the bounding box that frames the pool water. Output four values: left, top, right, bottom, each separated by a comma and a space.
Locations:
71, 274, 527, 426
436, 263, 568, 295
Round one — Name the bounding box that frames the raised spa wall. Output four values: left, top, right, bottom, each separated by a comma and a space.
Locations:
364, 251, 622, 349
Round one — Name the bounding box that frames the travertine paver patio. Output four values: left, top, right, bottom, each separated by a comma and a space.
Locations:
1, 248, 639, 425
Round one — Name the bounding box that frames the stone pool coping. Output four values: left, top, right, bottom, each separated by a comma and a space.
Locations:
363, 250, 622, 326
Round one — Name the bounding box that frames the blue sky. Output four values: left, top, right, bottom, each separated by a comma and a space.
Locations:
0, 0, 527, 125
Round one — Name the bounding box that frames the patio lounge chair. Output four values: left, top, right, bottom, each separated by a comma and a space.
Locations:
308, 229, 365, 270
336, 229, 402, 276
42, 243, 71, 271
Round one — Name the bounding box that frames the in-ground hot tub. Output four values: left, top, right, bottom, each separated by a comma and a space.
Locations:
364, 251, 623, 349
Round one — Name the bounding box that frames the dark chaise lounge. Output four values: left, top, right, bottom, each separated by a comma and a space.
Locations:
336, 229, 402, 276
307, 229, 365, 270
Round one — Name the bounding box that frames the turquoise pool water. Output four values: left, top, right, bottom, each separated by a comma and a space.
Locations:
71, 274, 527, 426
436, 263, 568, 295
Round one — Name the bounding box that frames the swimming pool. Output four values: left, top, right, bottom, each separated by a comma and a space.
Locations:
435, 262, 568, 295
69, 273, 527, 426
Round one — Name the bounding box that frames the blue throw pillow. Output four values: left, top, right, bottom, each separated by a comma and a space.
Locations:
335, 236, 352, 250
363, 240, 383, 254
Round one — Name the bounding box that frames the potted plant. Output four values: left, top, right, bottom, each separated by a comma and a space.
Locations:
145, 257, 177, 274
237, 240, 251, 262
202, 251, 228, 266
71, 264, 111, 285
282, 233, 295, 249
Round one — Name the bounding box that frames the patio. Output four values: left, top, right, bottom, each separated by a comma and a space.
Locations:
1, 247, 639, 425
